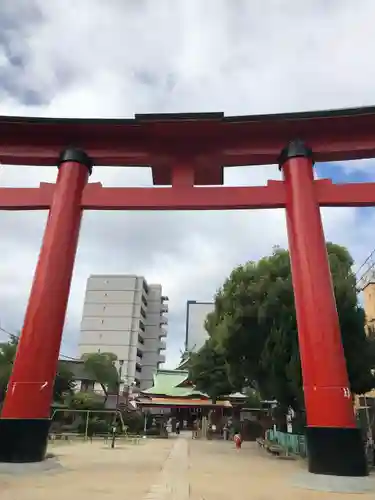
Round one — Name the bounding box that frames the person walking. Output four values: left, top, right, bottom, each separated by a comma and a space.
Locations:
223, 423, 229, 441
176, 420, 180, 435
234, 431, 242, 450
192, 419, 198, 439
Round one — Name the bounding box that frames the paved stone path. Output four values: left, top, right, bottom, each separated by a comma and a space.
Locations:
1, 434, 375, 499
144, 434, 189, 500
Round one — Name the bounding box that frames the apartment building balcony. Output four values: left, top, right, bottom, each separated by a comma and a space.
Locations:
141, 292, 148, 308
136, 355, 143, 364
158, 353, 166, 364
159, 340, 167, 351
160, 315, 168, 325
159, 328, 167, 338
161, 304, 168, 313
161, 295, 169, 302
138, 333, 145, 349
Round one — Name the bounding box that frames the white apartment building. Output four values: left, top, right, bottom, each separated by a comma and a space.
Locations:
78, 275, 168, 391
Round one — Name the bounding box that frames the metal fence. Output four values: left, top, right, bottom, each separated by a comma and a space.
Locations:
265, 429, 307, 457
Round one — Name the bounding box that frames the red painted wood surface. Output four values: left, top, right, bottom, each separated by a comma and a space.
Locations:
0, 107, 375, 183
282, 155, 355, 429
1, 161, 89, 419
2, 180, 375, 210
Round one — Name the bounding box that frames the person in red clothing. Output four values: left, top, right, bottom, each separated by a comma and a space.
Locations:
234, 432, 242, 450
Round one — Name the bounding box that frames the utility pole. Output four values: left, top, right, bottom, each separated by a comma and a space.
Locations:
115, 360, 124, 411
111, 360, 124, 449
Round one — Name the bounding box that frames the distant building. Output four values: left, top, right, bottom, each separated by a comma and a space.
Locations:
355, 281, 375, 409
78, 274, 168, 391
185, 300, 214, 353
363, 281, 375, 334
138, 369, 232, 423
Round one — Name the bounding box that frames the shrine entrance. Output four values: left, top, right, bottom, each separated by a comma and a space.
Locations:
0, 108, 374, 476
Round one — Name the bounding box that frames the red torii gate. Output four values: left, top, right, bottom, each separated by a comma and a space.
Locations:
0, 107, 374, 476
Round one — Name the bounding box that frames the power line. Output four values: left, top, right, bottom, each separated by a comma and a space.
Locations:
356, 248, 375, 291
0, 326, 79, 361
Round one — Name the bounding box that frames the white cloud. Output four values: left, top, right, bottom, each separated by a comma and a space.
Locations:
1, 0, 375, 367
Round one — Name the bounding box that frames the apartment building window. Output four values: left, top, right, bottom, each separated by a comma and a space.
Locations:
143, 281, 149, 294
136, 348, 143, 358
136, 363, 142, 373
138, 334, 145, 345
139, 320, 145, 332
140, 307, 146, 319
142, 295, 148, 307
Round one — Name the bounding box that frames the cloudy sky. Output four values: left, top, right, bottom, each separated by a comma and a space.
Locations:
1, 0, 375, 368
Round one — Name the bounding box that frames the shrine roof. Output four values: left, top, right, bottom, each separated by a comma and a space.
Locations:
138, 397, 231, 408
142, 369, 207, 398
2, 104, 375, 126
2, 105, 375, 185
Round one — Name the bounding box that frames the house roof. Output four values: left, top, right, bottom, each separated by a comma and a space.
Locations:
138, 397, 231, 408
226, 392, 247, 399
142, 369, 207, 398
176, 356, 190, 370
59, 359, 97, 382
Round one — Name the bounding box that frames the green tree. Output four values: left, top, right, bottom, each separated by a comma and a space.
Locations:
0, 336, 18, 401
54, 362, 75, 402
200, 243, 374, 412
81, 352, 119, 402
189, 337, 233, 403
244, 387, 262, 408
0, 336, 74, 403
67, 391, 104, 410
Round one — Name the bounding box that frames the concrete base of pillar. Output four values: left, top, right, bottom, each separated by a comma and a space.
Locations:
0, 418, 50, 463
306, 426, 367, 477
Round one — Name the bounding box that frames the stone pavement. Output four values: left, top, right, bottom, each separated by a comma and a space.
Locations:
188, 438, 375, 499
1, 434, 375, 499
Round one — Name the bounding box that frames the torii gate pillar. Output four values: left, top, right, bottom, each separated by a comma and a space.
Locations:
0, 149, 91, 463
280, 140, 367, 477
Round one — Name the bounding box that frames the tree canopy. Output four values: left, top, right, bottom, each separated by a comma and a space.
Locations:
81, 352, 119, 400
189, 338, 233, 402
189, 243, 374, 413
0, 336, 75, 403
66, 391, 105, 411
